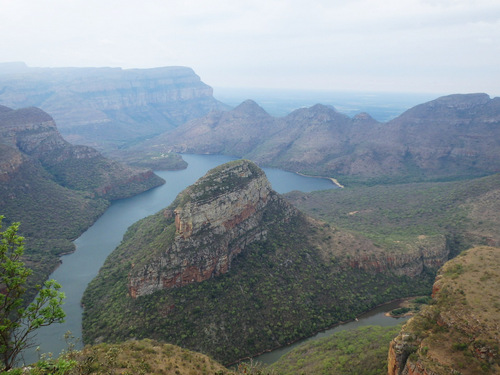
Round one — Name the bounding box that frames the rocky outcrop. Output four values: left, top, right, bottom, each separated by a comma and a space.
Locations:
0, 105, 166, 294
0, 64, 228, 152
128, 160, 298, 297
388, 246, 500, 375
0, 105, 164, 200
347, 235, 449, 277
83, 160, 443, 364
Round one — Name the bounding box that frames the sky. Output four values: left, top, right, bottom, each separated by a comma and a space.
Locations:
1, 0, 499, 96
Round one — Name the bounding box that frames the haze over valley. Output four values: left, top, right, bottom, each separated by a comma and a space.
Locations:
1, 1, 500, 373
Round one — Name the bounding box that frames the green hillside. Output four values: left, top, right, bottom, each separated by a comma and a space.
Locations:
82, 163, 436, 364
267, 325, 403, 375
285, 173, 500, 251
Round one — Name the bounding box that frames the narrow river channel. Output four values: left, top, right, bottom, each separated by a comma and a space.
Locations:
22, 154, 338, 365
253, 300, 410, 364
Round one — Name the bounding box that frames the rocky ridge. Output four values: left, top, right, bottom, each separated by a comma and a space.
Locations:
388, 246, 500, 375
0, 63, 227, 153
0, 105, 164, 293
0, 105, 164, 200
128, 160, 297, 297
148, 93, 500, 183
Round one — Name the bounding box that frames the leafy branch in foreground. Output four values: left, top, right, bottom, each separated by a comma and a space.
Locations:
0, 216, 66, 372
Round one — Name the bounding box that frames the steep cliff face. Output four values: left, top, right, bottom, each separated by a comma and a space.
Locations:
346, 235, 448, 277
83, 160, 443, 364
0, 105, 164, 294
128, 160, 297, 297
127, 159, 444, 299
0, 64, 227, 152
0, 105, 164, 200
388, 246, 500, 375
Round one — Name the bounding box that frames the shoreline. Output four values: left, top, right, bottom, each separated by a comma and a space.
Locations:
295, 172, 344, 188
228, 297, 410, 366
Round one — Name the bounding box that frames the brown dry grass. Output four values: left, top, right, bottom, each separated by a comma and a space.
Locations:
68, 339, 235, 375
405, 246, 500, 374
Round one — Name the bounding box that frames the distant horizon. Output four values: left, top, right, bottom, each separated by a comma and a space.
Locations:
2, 1, 498, 96
0, 61, 490, 122
1, 61, 494, 98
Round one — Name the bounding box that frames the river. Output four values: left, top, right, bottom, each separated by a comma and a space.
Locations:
21, 154, 337, 365
252, 300, 410, 364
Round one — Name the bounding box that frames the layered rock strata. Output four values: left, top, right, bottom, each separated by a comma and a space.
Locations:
0, 105, 164, 200
128, 160, 297, 297
0, 64, 227, 151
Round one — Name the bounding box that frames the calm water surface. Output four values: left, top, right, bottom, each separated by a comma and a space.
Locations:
22, 154, 336, 364
253, 300, 410, 364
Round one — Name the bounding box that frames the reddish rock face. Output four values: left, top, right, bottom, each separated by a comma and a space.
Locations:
0, 105, 164, 200
128, 160, 298, 298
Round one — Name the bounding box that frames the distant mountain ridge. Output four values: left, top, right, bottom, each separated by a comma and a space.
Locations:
0, 104, 164, 293
146, 93, 500, 184
0, 63, 228, 153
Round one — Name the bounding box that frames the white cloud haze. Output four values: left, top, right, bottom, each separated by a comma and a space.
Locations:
1, 0, 499, 95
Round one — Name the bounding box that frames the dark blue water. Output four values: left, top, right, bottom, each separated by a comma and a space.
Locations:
21, 154, 336, 364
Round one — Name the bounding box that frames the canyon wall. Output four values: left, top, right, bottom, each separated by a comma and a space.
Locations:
0, 63, 227, 152
388, 246, 500, 375
128, 160, 298, 297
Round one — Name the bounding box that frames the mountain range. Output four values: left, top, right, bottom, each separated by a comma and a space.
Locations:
144, 93, 500, 184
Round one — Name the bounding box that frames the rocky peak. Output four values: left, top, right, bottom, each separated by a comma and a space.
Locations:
286, 103, 350, 124
128, 160, 298, 297
173, 160, 271, 238
233, 99, 271, 118
394, 93, 493, 121
432, 93, 491, 108
0, 105, 13, 113
0, 107, 69, 157
353, 112, 377, 123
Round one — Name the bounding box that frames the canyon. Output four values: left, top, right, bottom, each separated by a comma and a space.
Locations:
0, 104, 164, 291
82, 160, 448, 364
0, 63, 227, 155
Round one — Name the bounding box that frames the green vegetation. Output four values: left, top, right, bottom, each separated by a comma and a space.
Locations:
390, 307, 411, 316
267, 325, 403, 375
0, 158, 109, 298
0, 132, 163, 298
0, 217, 66, 372
178, 159, 263, 205
82, 167, 500, 367
3, 338, 236, 375
82, 206, 434, 364
43, 152, 165, 201
109, 150, 188, 170
396, 246, 500, 374
286, 173, 500, 251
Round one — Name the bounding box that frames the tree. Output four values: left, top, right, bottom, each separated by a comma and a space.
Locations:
0, 216, 66, 371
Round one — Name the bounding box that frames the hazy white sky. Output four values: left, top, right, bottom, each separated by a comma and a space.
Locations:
1, 0, 499, 95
